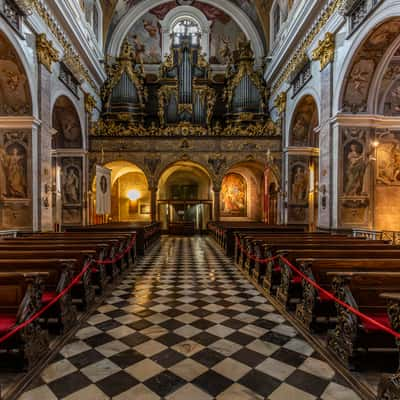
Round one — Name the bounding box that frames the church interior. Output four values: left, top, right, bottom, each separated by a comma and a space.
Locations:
0, 0, 399, 399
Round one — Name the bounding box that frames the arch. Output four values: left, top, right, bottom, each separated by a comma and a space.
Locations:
108, 0, 265, 63
0, 30, 33, 117
101, 160, 151, 222
289, 94, 319, 147
370, 36, 400, 114
221, 160, 265, 221
335, 2, 400, 113
156, 160, 213, 232
52, 95, 83, 149
159, 6, 211, 59
103, 160, 149, 188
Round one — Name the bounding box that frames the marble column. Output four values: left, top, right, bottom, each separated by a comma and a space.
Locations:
318, 62, 333, 229
38, 63, 53, 231
150, 187, 158, 222
213, 188, 221, 222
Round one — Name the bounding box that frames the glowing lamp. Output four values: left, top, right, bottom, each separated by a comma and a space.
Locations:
372, 140, 380, 148
127, 189, 141, 201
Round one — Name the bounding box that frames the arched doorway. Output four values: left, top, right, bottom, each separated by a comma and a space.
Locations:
220, 161, 266, 222
157, 161, 212, 234
97, 161, 151, 223
288, 95, 319, 230
51, 95, 84, 227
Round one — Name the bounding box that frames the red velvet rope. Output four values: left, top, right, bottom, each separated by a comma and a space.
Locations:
97, 236, 136, 265
0, 236, 137, 345
280, 255, 400, 339
234, 238, 400, 338
235, 238, 280, 264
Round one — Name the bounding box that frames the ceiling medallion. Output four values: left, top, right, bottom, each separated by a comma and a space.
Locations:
176, 0, 194, 5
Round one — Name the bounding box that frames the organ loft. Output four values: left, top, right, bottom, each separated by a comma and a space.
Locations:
0, 1, 399, 399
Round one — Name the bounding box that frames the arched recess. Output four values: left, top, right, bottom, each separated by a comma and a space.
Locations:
0, 30, 33, 117
100, 161, 151, 223
157, 161, 212, 232
221, 161, 265, 221
52, 95, 83, 149
108, 0, 265, 63
340, 17, 400, 113
287, 95, 319, 229
289, 95, 319, 147
51, 95, 85, 226
0, 30, 33, 229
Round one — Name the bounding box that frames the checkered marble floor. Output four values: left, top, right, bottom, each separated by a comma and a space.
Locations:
19, 237, 360, 400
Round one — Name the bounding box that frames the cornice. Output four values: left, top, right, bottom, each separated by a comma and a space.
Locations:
332, 113, 400, 129
0, 116, 41, 129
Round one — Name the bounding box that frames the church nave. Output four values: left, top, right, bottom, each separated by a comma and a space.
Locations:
19, 237, 359, 400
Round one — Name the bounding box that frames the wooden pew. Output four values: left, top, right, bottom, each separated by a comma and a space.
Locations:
208, 222, 306, 256
4, 238, 125, 279
280, 257, 400, 330
0, 243, 110, 292
324, 271, 400, 377
0, 259, 78, 333
256, 244, 400, 294
64, 222, 161, 255
0, 250, 96, 309
0, 271, 49, 370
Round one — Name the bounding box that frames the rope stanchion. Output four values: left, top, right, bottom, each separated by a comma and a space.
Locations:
235, 238, 280, 264
0, 235, 137, 345
280, 255, 400, 340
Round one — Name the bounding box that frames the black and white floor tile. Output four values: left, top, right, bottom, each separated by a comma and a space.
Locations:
19, 237, 360, 399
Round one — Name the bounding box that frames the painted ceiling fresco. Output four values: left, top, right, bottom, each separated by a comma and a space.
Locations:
101, 0, 268, 49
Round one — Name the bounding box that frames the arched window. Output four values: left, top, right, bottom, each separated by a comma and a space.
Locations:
172, 18, 201, 46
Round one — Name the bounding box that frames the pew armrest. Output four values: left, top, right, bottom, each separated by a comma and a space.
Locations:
327, 271, 400, 278
380, 292, 400, 301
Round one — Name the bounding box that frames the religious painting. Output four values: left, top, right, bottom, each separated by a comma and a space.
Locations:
342, 18, 400, 112
61, 158, 82, 225
0, 32, 31, 116
383, 79, 400, 116
126, 12, 162, 64
221, 173, 246, 217
343, 141, 367, 195
3, 143, 27, 199
52, 96, 82, 148
377, 136, 400, 186
290, 165, 308, 204
209, 19, 244, 64
62, 166, 81, 205
290, 95, 318, 147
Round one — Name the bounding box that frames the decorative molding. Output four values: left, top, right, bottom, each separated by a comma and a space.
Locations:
84, 92, 96, 115
36, 33, 59, 72
274, 91, 287, 115
271, 0, 344, 93
29, 0, 98, 93
312, 32, 335, 70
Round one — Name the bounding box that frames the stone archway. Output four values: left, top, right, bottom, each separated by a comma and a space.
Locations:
157, 161, 212, 233
97, 160, 151, 223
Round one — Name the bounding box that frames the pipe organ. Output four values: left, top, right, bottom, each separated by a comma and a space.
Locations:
95, 36, 279, 138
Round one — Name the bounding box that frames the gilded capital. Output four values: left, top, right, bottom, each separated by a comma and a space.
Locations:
36, 34, 59, 72
84, 92, 96, 114
274, 92, 287, 115
312, 32, 335, 71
